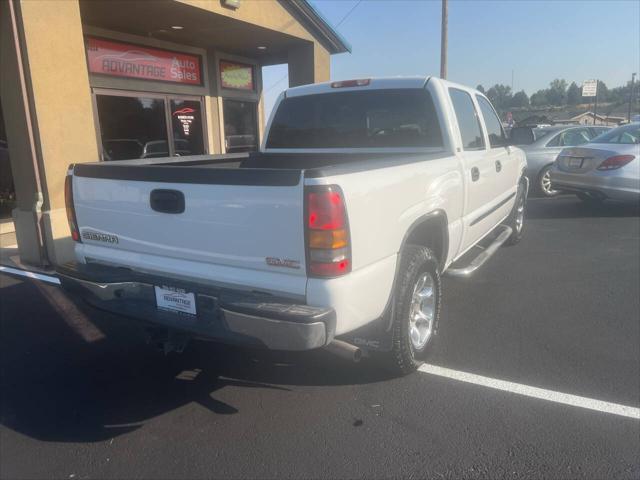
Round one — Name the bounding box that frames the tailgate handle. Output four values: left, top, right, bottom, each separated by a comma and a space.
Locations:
150, 189, 185, 214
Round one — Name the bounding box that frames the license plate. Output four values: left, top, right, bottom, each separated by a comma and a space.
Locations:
569, 157, 583, 168
154, 285, 197, 315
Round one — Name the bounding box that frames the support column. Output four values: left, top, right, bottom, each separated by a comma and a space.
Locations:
2, 0, 98, 266
0, 0, 44, 264
287, 42, 330, 87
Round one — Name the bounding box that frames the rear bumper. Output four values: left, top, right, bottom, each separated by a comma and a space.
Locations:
551, 169, 640, 202
57, 262, 335, 351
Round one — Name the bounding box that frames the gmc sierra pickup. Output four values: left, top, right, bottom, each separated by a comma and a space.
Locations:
59, 77, 528, 375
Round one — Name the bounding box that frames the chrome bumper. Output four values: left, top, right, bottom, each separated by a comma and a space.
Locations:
57, 263, 335, 351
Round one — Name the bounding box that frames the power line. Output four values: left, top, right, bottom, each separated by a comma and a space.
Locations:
264, 0, 363, 93
336, 0, 363, 27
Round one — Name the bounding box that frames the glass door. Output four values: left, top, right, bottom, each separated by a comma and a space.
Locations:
222, 99, 258, 153
93, 90, 206, 161
170, 99, 205, 156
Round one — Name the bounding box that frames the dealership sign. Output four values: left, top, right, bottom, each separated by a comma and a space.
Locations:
85, 37, 202, 85
220, 61, 254, 90
582, 79, 598, 97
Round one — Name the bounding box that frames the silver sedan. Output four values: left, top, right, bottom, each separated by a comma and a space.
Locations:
511, 125, 609, 197
550, 123, 640, 204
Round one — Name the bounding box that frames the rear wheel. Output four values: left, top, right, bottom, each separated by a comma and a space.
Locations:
538, 165, 559, 197
385, 245, 441, 376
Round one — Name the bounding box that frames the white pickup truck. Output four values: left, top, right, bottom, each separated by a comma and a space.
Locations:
59, 77, 528, 375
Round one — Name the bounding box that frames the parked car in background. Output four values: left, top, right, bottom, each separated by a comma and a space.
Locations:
551, 123, 640, 204
510, 125, 609, 196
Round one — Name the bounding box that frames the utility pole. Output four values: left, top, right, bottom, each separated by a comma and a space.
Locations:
629, 73, 637, 122
593, 79, 598, 125
440, 0, 448, 79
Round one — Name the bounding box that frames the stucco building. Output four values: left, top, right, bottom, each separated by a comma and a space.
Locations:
0, 0, 349, 268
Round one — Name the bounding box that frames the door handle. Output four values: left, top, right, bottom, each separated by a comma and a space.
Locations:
150, 189, 185, 214
495, 160, 502, 172
471, 167, 480, 182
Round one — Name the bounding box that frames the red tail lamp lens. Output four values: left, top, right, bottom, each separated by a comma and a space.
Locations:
597, 155, 635, 171
308, 191, 345, 230
65, 174, 81, 242
309, 259, 350, 276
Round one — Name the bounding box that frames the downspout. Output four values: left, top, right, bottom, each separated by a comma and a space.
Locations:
7, 0, 48, 265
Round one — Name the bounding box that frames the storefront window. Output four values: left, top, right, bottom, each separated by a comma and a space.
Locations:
223, 99, 258, 153
95, 93, 206, 161
96, 94, 167, 160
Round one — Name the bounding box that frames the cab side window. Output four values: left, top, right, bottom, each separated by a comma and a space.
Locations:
476, 95, 506, 148
449, 88, 485, 150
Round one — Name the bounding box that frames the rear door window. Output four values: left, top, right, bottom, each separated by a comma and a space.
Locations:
476, 95, 507, 148
266, 89, 443, 149
448, 88, 484, 150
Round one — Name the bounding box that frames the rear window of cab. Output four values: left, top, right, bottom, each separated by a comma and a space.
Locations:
266, 89, 443, 149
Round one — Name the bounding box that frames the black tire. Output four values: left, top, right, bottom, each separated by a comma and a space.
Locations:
576, 192, 605, 206
504, 179, 527, 245
537, 165, 560, 197
385, 244, 442, 376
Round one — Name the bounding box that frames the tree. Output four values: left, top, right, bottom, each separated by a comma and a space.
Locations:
567, 82, 581, 105
547, 78, 568, 106
530, 90, 548, 107
476, 84, 485, 94
511, 90, 529, 108
486, 84, 512, 112
596, 80, 609, 102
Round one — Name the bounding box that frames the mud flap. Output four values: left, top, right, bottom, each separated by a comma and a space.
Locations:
337, 305, 395, 352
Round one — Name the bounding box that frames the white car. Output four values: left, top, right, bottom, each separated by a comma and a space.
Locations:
58, 77, 527, 375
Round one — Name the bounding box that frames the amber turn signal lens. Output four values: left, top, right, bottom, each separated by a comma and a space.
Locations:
308, 229, 348, 249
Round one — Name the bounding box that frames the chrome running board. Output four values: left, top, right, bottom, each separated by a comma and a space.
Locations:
445, 225, 513, 278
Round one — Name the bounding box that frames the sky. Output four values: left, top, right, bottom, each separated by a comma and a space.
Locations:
262, 0, 640, 116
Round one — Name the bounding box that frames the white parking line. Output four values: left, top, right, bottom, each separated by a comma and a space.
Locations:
419, 364, 640, 420
0, 265, 61, 285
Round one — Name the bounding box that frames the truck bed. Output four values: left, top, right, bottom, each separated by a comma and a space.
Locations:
73, 151, 449, 185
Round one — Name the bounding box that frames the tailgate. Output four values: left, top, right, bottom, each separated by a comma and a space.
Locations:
72, 164, 307, 280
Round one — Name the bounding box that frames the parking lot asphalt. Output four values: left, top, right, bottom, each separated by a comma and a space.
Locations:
1, 196, 639, 479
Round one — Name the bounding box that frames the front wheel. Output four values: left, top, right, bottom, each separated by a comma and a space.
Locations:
385, 245, 442, 376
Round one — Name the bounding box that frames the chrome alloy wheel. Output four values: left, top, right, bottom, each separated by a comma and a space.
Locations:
540, 169, 558, 196
515, 191, 525, 234
409, 272, 436, 350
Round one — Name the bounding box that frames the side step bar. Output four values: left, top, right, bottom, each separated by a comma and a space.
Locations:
446, 225, 513, 278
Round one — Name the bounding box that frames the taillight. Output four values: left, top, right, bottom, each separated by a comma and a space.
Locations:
596, 155, 635, 171
306, 185, 351, 277
65, 172, 81, 242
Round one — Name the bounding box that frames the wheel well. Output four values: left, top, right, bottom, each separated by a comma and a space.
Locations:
404, 214, 448, 269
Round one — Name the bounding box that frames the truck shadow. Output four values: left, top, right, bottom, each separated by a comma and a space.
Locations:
526, 196, 640, 219
0, 276, 390, 444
